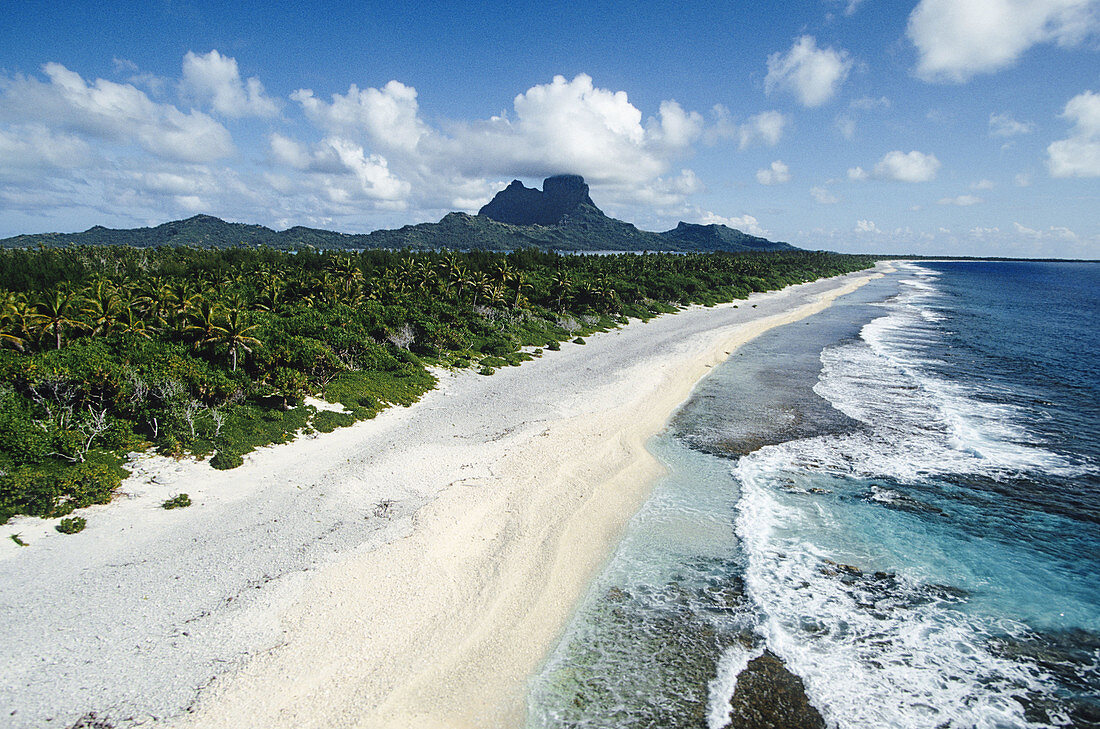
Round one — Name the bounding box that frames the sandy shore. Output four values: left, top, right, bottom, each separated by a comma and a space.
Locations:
0, 264, 887, 729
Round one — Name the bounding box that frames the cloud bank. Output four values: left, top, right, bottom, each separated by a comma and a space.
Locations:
2, 56, 789, 233
908, 0, 1100, 82
0, 62, 233, 163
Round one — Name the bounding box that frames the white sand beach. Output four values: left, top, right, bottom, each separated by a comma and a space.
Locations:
0, 265, 886, 729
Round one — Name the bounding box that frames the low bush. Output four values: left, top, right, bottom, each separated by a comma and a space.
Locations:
0, 458, 123, 521
56, 516, 86, 534
313, 410, 355, 433
162, 493, 192, 509
573, 337, 586, 345
210, 448, 243, 470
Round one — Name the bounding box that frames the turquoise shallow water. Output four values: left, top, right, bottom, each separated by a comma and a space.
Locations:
529, 263, 1100, 728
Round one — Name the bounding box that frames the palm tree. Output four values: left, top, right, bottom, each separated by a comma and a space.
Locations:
256, 282, 287, 313
493, 260, 515, 286
511, 271, 531, 308
0, 290, 26, 351
138, 279, 173, 332
117, 306, 152, 340
205, 308, 262, 371
550, 270, 573, 312
183, 299, 221, 349
168, 280, 199, 318
469, 272, 492, 308
329, 257, 364, 298
82, 281, 124, 336
441, 257, 471, 302
34, 289, 86, 350
487, 282, 508, 309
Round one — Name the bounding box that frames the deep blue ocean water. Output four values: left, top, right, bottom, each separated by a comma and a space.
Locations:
529, 262, 1100, 728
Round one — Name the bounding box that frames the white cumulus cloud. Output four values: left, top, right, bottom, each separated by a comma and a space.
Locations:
1047, 89, 1100, 177
181, 50, 280, 118
756, 160, 791, 185
811, 186, 840, 203
871, 150, 941, 182
292, 79, 428, 153
765, 36, 853, 107
442, 73, 684, 185
284, 73, 716, 216
647, 100, 705, 150
908, 0, 1100, 82
855, 219, 881, 233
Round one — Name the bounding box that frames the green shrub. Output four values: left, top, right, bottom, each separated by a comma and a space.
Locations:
210, 448, 243, 470
58, 461, 122, 510
547, 340, 560, 351
573, 337, 586, 345
478, 366, 494, 376
480, 336, 517, 357
0, 459, 121, 520
56, 516, 86, 534
0, 468, 59, 518
162, 493, 192, 509
480, 356, 508, 369
313, 410, 354, 433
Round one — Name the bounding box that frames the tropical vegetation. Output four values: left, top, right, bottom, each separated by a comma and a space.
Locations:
0, 245, 875, 524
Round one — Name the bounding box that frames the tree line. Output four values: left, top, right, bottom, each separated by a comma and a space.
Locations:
0, 245, 876, 525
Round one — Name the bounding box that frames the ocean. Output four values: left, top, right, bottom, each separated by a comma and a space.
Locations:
528, 261, 1100, 728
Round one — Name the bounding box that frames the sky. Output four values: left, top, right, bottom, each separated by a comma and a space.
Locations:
0, 0, 1098, 258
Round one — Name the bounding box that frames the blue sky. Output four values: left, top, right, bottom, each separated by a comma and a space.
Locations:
1, 0, 1097, 257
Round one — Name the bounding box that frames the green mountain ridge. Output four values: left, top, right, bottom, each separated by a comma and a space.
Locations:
0, 176, 799, 253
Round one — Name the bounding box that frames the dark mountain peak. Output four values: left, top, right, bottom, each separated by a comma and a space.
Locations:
478, 175, 600, 226
542, 173, 587, 197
